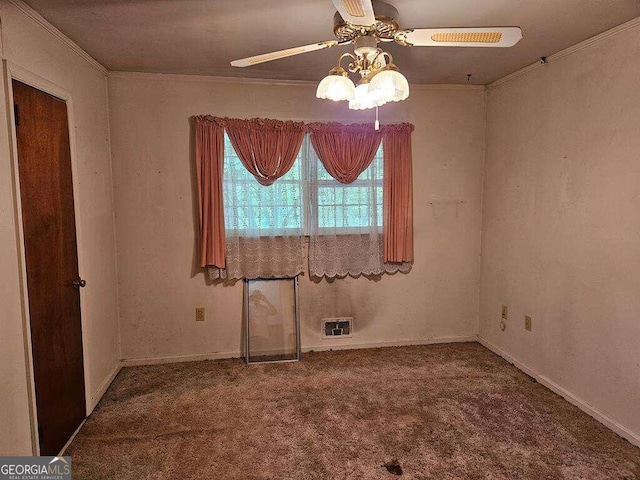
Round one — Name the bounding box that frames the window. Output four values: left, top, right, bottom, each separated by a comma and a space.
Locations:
223, 134, 383, 236
312, 145, 383, 232
223, 134, 304, 235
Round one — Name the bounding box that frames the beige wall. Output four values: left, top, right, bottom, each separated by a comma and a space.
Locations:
1, 0, 638, 456
0, 1, 119, 454
479, 24, 640, 441
107, 74, 486, 361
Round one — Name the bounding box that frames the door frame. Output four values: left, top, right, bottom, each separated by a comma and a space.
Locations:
4, 60, 92, 455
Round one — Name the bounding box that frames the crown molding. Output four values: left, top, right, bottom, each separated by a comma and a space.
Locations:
107, 70, 486, 91
410, 83, 486, 91
107, 71, 319, 86
7, 0, 107, 75
489, 16, 640, 90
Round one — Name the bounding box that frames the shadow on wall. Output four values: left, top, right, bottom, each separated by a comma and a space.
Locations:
300, 274, 383, 336
189, 116, 200, 279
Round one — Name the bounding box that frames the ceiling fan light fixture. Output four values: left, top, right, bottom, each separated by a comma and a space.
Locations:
368, 66, 409, 103
231, 0, 524, 102
316, 66, 356, 102
348, 81, 387, 110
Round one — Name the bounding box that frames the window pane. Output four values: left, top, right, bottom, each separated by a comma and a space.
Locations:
343, 187, 358, 204
318, 206, 337, 228
281, 206, 301, 229
335, 207, 344, 228
317, 162, 333, 181
345, 205, 368, 227
318, 187, 335, 205
229, 206, 249, 230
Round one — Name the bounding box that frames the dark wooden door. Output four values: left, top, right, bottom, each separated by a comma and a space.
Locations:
13, 80, 86, 456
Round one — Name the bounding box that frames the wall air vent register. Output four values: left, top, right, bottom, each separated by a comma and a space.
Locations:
323, 317, 353, 338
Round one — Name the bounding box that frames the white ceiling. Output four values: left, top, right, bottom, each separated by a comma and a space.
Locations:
23, 0, 640, 84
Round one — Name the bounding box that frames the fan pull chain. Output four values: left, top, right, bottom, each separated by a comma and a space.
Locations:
374, 106, 380, 131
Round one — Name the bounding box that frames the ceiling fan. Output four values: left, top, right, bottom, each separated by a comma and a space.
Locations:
231, 0, 522, 110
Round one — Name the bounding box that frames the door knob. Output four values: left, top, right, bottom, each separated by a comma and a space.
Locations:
72, 278, 86, 289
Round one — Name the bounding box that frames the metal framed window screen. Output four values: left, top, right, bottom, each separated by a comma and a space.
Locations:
244, 276, 301, 364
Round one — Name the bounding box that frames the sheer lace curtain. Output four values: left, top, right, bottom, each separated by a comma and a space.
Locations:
305, 126, 411, 278
207, 118, 306, 280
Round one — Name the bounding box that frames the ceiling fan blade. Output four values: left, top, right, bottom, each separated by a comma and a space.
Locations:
331, 0, 376, 26
231, 40, 348, 67
396, 27, 522, 48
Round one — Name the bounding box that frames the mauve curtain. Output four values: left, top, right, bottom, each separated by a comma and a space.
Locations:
307, 123, 382, 184
225, 118, 306, 186
195, 116, 226, 269
382, 123, 414, 263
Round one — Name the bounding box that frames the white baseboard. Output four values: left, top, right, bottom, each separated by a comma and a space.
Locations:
477, 335, 640, 448
121, 350, 242, 367
303, 335, 478, 353
120, 335, 477, 367
88, 361, 122, 413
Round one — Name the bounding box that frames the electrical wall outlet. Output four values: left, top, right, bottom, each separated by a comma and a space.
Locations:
525, 315, 532, 331
501, 305, 508, 320
196, 307, 205, 322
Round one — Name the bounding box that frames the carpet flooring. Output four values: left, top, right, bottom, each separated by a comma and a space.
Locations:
66, 343, 640, 479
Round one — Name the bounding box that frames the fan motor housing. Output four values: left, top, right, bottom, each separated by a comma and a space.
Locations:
333, 1, 400, 42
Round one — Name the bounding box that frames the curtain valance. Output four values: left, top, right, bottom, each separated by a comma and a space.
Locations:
205, 116, 306, 187
307, 122, 382, 185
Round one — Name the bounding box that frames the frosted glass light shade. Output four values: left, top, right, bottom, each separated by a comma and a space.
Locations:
368, 69, 410, 103
348, 83, 387, 111
316, 75, 355, 102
